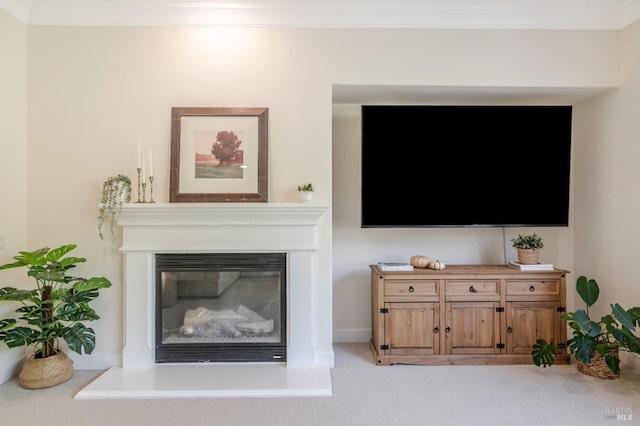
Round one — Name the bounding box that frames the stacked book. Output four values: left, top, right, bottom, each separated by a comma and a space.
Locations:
508, 261, 554, 271
378, 262, 414, 271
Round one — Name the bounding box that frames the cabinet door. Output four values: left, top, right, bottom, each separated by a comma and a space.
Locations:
445, 302, 500, 355
506, 301, 558, 355
385, 302, 440, 355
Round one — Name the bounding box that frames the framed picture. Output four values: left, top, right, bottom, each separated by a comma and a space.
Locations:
170, 107, 268, 202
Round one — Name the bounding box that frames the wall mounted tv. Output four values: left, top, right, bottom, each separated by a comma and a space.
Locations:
361, 105, 572, 228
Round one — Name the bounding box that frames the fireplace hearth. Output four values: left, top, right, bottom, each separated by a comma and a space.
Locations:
75, 203, 333, 399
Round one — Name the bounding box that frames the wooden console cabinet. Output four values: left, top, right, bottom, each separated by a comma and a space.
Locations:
370, 264, 570, 366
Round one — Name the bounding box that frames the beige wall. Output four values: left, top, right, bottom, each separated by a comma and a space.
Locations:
0, 10, 28, 382
1, 22, 634, 377
573, 19, 640, 321
0, 11, 28, 268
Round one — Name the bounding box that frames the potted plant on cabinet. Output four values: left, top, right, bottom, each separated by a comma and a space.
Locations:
0, 244, 112, 388
511, 233, 544, 264
532, 275, 640, 379
98, 174, 132, 241
297, 183, 314, 202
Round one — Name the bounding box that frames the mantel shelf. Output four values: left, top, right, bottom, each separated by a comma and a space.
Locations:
114, 202, 330, 227
112, 203, 329, 253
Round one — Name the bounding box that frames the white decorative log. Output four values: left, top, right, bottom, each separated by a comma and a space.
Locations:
180, 306, 273, 337
217, 318, 241, 337
237, 319, 274, 334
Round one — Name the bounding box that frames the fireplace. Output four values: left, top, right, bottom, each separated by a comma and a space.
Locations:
155, 252, 286, 363
75, 203, 333, 399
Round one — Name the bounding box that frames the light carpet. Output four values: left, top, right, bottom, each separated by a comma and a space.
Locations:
1, 343, 639, 426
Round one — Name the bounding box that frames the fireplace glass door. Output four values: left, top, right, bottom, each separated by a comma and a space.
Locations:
155, 253, 286, 363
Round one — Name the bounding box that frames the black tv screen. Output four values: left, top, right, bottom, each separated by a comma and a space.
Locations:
361, 105, 572, 227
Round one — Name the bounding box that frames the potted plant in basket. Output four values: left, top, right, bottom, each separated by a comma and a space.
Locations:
532, 275, 640, 379
0, 244, 112, 388
98, 174, 132, 241
511, 233, 544, 264
297, 183, 314, 202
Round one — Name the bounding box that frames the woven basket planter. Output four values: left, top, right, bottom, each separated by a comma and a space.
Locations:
517, 248, 540, 264
19, 351, 74, 389
577, 349, 620, 380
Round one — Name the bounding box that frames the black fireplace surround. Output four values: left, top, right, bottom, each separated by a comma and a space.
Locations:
155, 253, 287, 363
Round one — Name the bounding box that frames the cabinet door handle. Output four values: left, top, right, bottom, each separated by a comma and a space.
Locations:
445, 326, 451, 333
408, 286, 415, 293
434, 327, 439, 333
469, 286, 477, 293
529, 285, 535, 292
507, 326, 513, 333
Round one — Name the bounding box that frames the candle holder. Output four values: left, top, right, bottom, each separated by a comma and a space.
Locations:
135, 168, 143, 203
148, 177, 156, 203
141, 182, 147, 203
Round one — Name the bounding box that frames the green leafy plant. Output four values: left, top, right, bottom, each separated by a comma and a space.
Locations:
98, 174, 131, 241
0, 244, 112, 358
511, 233, 544, 250
297, 183, 314, 192
532, 275, 640, 375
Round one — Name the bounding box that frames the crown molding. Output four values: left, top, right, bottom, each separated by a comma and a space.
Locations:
0, 0, 30, 23
3, 1, 640, 30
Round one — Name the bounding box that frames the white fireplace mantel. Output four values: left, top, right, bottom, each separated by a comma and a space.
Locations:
116, 202, 329, 252
76, 202, 333, 399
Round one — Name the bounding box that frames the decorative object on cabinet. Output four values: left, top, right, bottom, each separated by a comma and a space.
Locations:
370, 264, 570, 366
98, 174, 132, 241
170, 107, 269, 202
378, 262, 413, 271
511, 233, 544, 264
428, 260, 446, 270
532, 275, 640, 379
410, 255, 432, 268
508, 261, 554, 271
0, 244, 112, 388
297, 183, 314, 202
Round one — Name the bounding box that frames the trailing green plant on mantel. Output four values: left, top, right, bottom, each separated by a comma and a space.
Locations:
98, 174, 132, 241
511, 233, 544, 250
0, 244, 112, 358
532, 275, 640, 376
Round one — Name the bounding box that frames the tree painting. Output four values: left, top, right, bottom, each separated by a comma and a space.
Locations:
211, 131, 244, 166
195, 130, 244, 179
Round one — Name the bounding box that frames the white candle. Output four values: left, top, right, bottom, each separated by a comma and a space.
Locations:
137, 140, 142, 169
142, 153, 146, 181
149, 150, 154, 177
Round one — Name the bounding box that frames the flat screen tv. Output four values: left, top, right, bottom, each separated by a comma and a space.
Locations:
361, 105, 572, 228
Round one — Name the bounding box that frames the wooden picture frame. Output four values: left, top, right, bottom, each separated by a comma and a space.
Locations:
170, 107, 268, 202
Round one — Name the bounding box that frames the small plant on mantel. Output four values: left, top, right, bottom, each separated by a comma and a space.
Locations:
532, 275, 640, 379
297, 183, 314, 202
297, 183, 314, 192
98, 174, 132, 241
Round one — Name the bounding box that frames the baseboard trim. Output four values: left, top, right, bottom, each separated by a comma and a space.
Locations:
0, 353, 23, 385
69, 352, 120, 370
